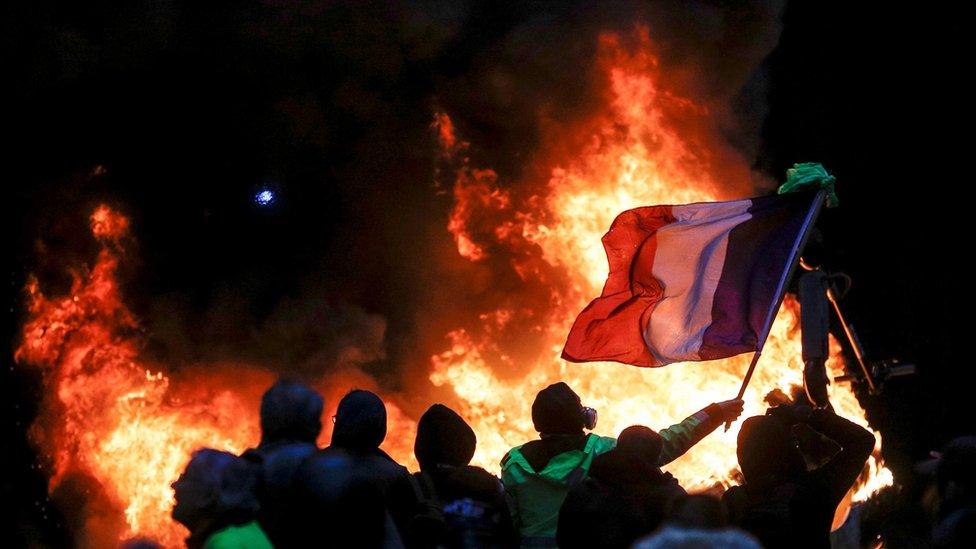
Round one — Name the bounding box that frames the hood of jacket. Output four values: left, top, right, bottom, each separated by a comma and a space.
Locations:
331, 389, 387, 450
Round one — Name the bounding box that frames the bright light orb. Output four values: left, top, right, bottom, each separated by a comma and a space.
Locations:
254, 189, 276, 206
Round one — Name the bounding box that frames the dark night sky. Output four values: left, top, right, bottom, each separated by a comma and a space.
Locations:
3, 1, 971, 545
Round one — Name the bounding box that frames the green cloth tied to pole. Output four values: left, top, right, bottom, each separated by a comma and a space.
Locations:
777, 162, 839, 207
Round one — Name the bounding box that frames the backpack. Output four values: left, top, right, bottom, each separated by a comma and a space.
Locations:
406, 471, 447, 546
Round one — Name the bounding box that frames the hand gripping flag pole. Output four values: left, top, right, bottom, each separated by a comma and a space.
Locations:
725, 187, 828, 431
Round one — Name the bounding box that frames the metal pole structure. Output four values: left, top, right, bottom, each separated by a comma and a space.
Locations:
826, 285, 878, 394
725, 189, 828, 430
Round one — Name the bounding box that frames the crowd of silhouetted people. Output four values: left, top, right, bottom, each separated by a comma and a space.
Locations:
152, 379, 975, 548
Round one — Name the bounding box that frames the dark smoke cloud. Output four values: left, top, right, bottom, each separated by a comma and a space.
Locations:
9, 0, 785, 406
7, 2, 787, 543
413, 1, 787, 382
435, 1, 784, 176
8, 2, 974, 545
147, 284, 388, 382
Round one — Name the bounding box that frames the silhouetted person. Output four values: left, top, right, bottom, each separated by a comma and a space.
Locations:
723, 404, 875, 549
292, 389, 408, 547
501, 382, 743, 546
241, 379, 323, 547
557, 425, 687, 549
930, 435, 976, 547
171, 449, 272, 549
632, 525, 761, 549
393, 403, 517, 548
291, 450, 397, 548
668, 494, 729, 530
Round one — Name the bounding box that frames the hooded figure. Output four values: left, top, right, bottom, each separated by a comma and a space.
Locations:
171, 449, 272, 549
392, 404, 517, 548
557, 425, 687, 549
292, 389, 408, 548
632, 525, 761, 549
667, 494, 729, 530
414, 404, 477, 471
501, 382, 742, 547
331, 389, 389, 450
722, 406, 875, 549
257, 379, 324, 445
241, 379, 324, 547
290, 451, 396, 548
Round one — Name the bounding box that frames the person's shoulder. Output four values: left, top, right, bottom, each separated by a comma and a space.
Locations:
447, 465, 504, 498
296, 446, 351, 475
315, 444, 345, 457
587, 433, 618, 454
562, 476, 610, 512
501, 442, 529, 467
367, 448, 410, 479
240, 446, 263, 463
204, 521, 273, 549
721, 484, 743, 504
447, 464, 495, 479
392, 460, 410, 477
261, 441, 318, 463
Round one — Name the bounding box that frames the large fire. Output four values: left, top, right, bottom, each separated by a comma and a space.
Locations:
16, 27, 890, 547
431, 28, 891, 493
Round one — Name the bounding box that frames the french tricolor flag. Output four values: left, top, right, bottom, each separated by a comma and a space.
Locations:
562, 191, 820, 367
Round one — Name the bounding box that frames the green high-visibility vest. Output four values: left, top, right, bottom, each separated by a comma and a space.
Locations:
501, 434, 616, 547
501, 410, 712, 547
203, 521, 273, 549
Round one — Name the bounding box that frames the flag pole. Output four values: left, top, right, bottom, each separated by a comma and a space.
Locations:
725, 189, 828, 430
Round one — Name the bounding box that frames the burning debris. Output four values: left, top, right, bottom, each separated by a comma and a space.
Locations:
428, 29, 891, 496
14, 26, 894, 548
15, 207, 418, 547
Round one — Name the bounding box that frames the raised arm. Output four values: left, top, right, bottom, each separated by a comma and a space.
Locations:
805, 408, 876, 503
658, 399, 744, 465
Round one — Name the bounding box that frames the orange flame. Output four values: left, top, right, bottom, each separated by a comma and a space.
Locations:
17, 210, 264, 547
433, 27, 891, 498
90, 205, 130, 241
16, 209, 418, 547
15, 26, 891, 548
432, 111, 460, 153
